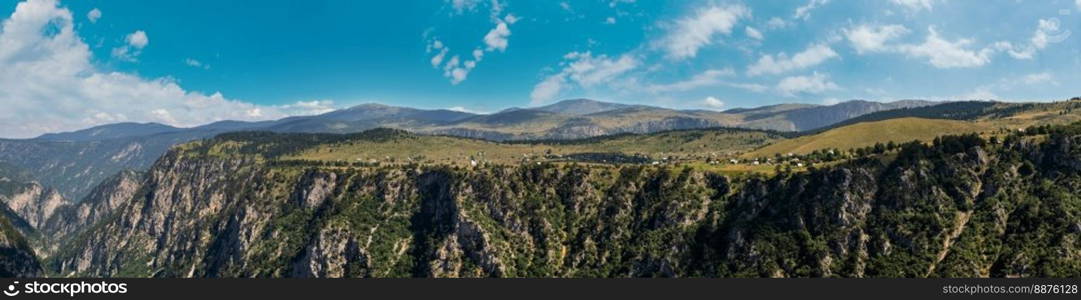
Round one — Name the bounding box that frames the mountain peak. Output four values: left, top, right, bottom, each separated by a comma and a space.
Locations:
34, 122, 180, 141
346, 103, 394, 110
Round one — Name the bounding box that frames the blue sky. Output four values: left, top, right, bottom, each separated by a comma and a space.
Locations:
0, 0, 1078, 138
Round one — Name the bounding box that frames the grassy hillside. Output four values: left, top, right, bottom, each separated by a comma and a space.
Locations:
746, 117, 990, 157
285, 128, 784, 166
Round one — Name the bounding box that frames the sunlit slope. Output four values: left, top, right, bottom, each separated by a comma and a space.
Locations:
746, 117, 990, 157
288, 128, 783, 165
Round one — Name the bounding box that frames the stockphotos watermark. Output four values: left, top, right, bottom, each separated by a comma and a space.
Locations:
4, 280, 127, 297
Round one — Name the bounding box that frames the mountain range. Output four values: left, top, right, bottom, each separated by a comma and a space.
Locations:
0, 97, 1078, 278
0, 98, 933, 200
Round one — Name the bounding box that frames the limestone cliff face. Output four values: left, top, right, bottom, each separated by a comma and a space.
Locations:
35, 170, 142, 257
48, 132, 1081, 278
0, 183, 66, 230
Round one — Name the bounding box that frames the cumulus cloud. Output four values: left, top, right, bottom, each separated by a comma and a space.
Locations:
844, 24, 909, 54
747, 44, 838, 76
794, 0, 830, 20
0, 0, 335, 138
87, 8, 100, 23
658, 4, 749, 60
126, 30, 148, 48
112, 30, 148, 61
483, 21, 511, 51
529, 52, 639, 104
701, 96, 725, 109
428, 1, 515, 85
428, 40, 449, 67
776, 72, 839, 96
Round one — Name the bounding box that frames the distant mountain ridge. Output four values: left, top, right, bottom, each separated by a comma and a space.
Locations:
4, 98, 938, 199
30, 98, 935, 142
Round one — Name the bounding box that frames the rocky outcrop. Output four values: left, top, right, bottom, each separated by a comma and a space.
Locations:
35, 170, 142, 256
46, 130, 1081, 278
0, 182, 66, 230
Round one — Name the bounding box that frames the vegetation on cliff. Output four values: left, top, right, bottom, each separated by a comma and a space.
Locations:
42, 122, 1081, 278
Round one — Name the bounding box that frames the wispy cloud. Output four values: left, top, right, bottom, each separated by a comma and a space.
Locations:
657, 4, 749, 60
794, 0, 830, 20
530, 51, 639, 104
748, 43, 838, 76
776, 72, 840, 96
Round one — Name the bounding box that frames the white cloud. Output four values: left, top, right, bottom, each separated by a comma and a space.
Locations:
184, 58, 209, 69
701, 96, 725, 109
961, 87, 997, 100
276, 100, 339, 115
483, 21, 511, 51
126, 30, 148, 48
1021, 72, 1055, 85
430, 48, 448, 67
529, 52, 639, 104
822, 97, 841, 105
776, 72, 839, 96
645, 68, 735, 93
890, 0, 934, 12
960, 72, 1059, 101
766, 17, 788, 30
503, 14, 519, 24
745, 26, 763, 40
725, 82, 770, 93
844, 24, 909, 54
429, 2, 516, 85
794, 0, 830, 20
449, 0, 482, 14
472, 48, 484, 61
898, 27, 994, 68
0, 0, 335, 138
1077, 0, 1081, 10
530, 75, 565, 105
658, 4, 750, 60
747, 44, 838, 76
1002, 18, 1071, 59
605, 17, 616, 24
87, 8, 100, 23
112, 30, 149, 61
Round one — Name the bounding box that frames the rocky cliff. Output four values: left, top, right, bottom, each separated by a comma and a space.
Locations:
46, 128, 1081, 278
